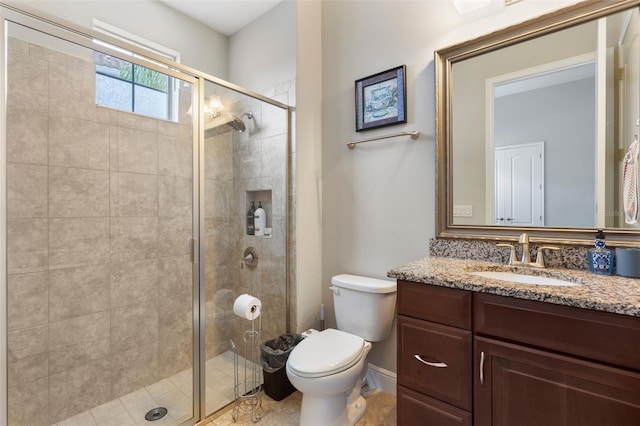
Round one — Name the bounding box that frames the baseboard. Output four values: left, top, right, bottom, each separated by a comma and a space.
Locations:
365, 363, 397, 396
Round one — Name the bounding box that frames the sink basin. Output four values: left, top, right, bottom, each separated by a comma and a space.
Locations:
469, 270, 580, 286
463, 264, 584, 287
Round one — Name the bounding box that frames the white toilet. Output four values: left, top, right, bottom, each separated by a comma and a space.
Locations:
285, 274, 397, 426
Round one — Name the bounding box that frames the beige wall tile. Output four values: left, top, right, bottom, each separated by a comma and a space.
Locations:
233, 138, 262, 180
260, 256, 286, 298
110, 259, 158, 309
7, 164, 48, 218
110, 217, 158, 262
49, 167, 109, 217
7, 218, 48, 274
158, 135, 192, 178
110, 172, 159, 217
48, 311, 110, 375
7, 325, 48, 387
49, 337, 109, 376
159, 332, 192, 379
111, 126, 158, 174
205, 179, 233, 220
7, 48, 48, 112
49, 265, 109, 322
49, 218, 110, 269
111, 342, 159, 397
49, 311, 110, 353
7, 272, 49, 331
110, 301, 159, 353
49, 116, 110, 170
6, 108, 48, 165
49, 358, 112, 423
48, 61, 109, 123
159, 215, 192, 257
205, 218, 233, 253
204, 135, 233, 181
159, 175, 192, 218
261, 134, 287, 178
159, 295, 192, 338
158, 255, 192, 300
111, 109, 158, 133
8, 376, 49, 426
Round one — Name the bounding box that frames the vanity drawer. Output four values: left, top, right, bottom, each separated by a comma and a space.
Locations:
398, 315, 472, 410
398, 385, 471, 426
398, 280, 471, 329
474, 293, 640, 371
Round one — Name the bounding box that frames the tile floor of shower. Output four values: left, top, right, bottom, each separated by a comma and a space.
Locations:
51, 351, 248, 426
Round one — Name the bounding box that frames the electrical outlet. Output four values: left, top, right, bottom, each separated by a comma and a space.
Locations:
453, 205, 473, 217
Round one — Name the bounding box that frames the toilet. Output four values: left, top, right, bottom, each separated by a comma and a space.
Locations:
285, 274, 397, 426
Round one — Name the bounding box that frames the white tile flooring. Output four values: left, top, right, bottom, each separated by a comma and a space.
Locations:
52, 351, 259, 426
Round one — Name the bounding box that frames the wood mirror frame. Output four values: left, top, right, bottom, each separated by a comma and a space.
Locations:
435, 0, 640, 247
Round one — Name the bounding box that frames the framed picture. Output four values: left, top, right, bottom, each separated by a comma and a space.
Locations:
355, 65, 407, 132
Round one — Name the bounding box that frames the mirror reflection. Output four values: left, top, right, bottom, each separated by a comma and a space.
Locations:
450, 7, 640, 230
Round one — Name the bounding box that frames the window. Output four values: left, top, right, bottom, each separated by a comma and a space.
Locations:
92, 20, 180, 121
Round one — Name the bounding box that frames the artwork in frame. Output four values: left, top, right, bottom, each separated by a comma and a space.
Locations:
355, 65, 407, 132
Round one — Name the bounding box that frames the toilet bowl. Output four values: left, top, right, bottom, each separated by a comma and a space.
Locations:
286, 328, 372, 426
285, 274, 397, 426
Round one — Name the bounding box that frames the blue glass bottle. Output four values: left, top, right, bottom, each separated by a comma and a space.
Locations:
587, 229, 615, 275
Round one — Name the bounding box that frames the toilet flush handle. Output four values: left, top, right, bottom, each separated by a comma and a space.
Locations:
329, 286, 339, 295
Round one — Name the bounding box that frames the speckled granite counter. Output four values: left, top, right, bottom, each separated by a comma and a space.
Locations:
388, 256, 640, 317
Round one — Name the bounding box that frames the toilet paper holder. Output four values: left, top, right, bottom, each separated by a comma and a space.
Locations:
243, 247, 258, 269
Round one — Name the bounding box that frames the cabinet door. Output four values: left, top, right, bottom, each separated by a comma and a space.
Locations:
474, 336, 640, 426
398, 385, 471, 426
398, 315, 472, 410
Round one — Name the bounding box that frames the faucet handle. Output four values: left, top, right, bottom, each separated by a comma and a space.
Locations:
518, 233, 530, 244
535, 246, 560, 268
497, 243, 517, 265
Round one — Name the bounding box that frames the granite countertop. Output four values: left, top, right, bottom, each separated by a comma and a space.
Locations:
387, 256, 640, 317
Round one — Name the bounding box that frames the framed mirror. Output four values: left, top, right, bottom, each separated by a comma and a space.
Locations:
436, 0, 640, 246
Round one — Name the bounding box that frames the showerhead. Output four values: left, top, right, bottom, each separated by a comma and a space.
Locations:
225, 111, 254, 133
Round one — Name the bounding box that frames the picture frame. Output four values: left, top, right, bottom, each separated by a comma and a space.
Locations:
355, 65, 407, 132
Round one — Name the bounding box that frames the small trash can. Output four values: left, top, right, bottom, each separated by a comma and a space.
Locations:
260, 333, 303, 401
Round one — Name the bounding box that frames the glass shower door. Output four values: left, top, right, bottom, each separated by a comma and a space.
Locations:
4, 18, 198, 426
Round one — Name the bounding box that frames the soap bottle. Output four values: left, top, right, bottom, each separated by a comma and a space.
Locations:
246, 201, 255, 235
254, 201, 266, 237
587, 229, 615, 275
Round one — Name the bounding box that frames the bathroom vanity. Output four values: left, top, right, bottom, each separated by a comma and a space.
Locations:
389, 256, 640, 426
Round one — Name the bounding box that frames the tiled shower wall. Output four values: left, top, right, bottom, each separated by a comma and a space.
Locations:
204, 79, 294, 360
6, 38, 194, 425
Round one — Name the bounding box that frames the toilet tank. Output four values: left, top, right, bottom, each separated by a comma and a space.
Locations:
330, 274, 397, 342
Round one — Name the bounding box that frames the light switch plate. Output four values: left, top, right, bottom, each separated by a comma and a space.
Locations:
453, 205, 473, 217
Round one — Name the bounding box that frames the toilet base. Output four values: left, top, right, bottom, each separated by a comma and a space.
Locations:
299, 393, 367, 426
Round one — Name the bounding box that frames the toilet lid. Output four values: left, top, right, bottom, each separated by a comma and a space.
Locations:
287, 329, 365, 378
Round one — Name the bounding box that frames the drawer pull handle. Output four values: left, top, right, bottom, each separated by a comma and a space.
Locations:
480, 351, 485, 386
414, 354, 447, 368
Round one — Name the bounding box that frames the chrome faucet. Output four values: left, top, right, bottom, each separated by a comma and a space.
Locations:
497, 233, 560, 268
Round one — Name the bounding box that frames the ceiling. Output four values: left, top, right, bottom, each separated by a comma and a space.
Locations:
158, 0, 283, 36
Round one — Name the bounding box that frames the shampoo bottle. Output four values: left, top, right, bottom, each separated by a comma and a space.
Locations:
254, 201, 266, 237
587, 229, 615, 275
246, 201, 256, 235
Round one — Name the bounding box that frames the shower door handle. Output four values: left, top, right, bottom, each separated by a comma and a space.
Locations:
190, 239, 198, 263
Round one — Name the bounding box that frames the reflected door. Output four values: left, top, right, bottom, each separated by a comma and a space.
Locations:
494, 143, 544, 226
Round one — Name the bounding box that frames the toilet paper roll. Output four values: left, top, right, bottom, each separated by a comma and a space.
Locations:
233, 294, 262, 320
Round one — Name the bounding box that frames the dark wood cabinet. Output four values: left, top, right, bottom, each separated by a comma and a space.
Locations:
397, 281, 640, 426
397, 281, 473, 423
474, 336, 640, 426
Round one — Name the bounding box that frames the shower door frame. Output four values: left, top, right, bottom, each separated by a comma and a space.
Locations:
0, 3, 292, 425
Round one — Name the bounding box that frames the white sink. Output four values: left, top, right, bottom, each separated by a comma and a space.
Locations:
469, 270, 580, 287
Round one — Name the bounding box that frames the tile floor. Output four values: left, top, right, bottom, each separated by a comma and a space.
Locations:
51, 350, 397, 426
205, 389, 397, 426
51, 351, 248, 426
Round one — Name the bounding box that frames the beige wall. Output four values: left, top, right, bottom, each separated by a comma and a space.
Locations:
319, 0, 583, 373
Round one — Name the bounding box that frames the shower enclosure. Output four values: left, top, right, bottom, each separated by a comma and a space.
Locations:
1, 5, 291, 426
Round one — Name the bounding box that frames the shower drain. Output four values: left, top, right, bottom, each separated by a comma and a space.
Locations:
145, 407, 168, 421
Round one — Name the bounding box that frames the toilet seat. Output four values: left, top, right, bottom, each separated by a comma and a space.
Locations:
287, 329, 365, 378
